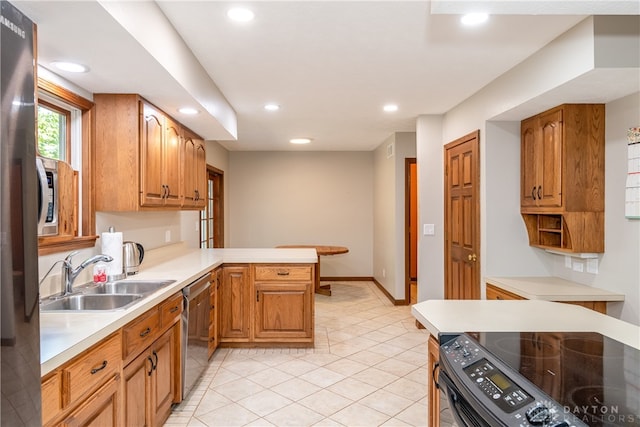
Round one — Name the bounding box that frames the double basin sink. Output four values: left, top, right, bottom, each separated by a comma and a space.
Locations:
40, 280, 177, 312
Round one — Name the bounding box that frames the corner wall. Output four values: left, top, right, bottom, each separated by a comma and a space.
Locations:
372, 132, 416, 300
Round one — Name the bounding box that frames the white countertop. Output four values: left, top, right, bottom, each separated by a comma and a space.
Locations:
40, 245, 317, 376
411, 299, 640, 350
485, 276, 625, 302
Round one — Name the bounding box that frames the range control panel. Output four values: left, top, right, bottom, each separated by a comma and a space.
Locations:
440, 334, 587, 427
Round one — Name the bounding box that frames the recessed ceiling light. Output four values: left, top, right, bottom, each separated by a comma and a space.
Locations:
178, 107, 199, 115
290, 138, 312, 144
383, 104, 398, 112
227, 7, 254, 22
264, 103, 280, 111
461, 13, 489, 26
51, 61, 89, 73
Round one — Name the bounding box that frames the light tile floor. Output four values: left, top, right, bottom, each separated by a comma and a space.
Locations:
165, 281, 457, 426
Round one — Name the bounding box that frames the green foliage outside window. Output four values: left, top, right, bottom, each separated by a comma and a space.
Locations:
37, 105, 65, 160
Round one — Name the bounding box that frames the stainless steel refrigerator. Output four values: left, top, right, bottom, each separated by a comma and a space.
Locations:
1, 1, 42, 425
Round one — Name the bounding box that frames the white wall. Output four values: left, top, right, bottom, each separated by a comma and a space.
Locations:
228, 151, 373, 277
372, 132, 416, 300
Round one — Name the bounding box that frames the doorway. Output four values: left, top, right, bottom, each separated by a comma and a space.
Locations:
405, 158, 418, 304
200, 166, 224, 248
444, 131, 480, 300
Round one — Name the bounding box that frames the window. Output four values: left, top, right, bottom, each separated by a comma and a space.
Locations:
37, 100, 70, 161
200, 167, 224, 248
37, 78, 97, 254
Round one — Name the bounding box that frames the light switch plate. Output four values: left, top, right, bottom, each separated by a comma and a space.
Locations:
565, 256, 572, 269
424, 224, 435, 236
586, 258, 599, 274
572, 261, 584, 272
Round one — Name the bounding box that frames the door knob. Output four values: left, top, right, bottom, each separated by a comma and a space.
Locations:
467, 254, 477, 262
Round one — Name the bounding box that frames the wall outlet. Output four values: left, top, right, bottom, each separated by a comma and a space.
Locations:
565, 255, 572, 269
423, 224, 435, 236
586, 258, 599, 274
572, 261, 584, 273
165, 230, 171, 242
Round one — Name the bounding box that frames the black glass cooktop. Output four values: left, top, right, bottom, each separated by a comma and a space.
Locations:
473, 332, 640, 426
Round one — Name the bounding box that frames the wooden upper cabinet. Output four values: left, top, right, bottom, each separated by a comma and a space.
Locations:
520, 104, 605, 253
94, 94, 206, 211
140, 103, 165, 207
182, 129, 207, 209
520, 109, 563, 208
162, 116, 183, 207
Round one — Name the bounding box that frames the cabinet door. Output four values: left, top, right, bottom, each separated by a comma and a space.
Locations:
140, 103, 165, 207
62, 376, 121, 427
194, 141, 207, 209
254, 282, 312, 339
520, 117, 538, 207
209, 269, 220, 357
537, 109, 563, 207
164, 117, 182, 206
151, 328, 174, 427
220, 266, 251, 340
123, 350, 152, 427
182, 136, 197, 206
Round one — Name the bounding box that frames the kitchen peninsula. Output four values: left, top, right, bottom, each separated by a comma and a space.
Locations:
39, 245, 317, 426
412, 300, 640, 426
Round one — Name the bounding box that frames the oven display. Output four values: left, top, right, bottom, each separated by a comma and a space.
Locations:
464, 358, 534, 413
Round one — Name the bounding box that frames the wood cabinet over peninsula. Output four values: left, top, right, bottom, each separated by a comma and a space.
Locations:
93, 94, 206, 212
520, 104, 605, 253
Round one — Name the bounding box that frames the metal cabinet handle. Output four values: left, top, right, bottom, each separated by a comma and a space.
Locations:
537, 185, 542, 200
140, 327, 151, 337
169, 306, 179, 313
256, 290, 260, 302
467, 254, 477, 262
531, 186, 537, 200
152, 350, 158, 370
277, 271, 290, 276
147, 356, 154, 376
166, 185, 170, 198
90, 360, 107, 375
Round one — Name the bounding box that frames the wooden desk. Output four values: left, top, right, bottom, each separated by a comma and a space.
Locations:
276, 245, 348, 296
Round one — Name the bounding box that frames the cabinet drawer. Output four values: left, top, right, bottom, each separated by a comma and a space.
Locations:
123, 309, 160, 361
486, 284, 525, 301
64, 332, 121, 405
160, 292, 183, 328
255, 265, 312, 281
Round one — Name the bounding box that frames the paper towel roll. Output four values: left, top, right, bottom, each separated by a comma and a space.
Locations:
101, 229, 123, 279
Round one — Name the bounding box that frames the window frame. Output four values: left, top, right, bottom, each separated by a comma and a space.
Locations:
37, 78, 98, 255
37, 98, 71, 162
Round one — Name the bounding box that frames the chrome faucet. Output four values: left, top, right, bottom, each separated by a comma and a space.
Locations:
61, 251, 113, 296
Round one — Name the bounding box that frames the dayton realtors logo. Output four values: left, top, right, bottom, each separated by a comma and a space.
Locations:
564, 405, 640, 425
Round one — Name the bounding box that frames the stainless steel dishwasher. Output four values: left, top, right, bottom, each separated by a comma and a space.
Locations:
181, 273, 211, 399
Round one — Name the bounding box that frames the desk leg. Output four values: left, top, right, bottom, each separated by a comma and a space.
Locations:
315, 255, 331, 296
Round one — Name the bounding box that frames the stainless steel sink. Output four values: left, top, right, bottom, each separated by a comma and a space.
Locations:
40, 294, 143, 312
86, 280, 176, 295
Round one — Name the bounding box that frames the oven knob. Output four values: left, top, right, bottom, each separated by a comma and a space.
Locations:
525, 405, 551, 425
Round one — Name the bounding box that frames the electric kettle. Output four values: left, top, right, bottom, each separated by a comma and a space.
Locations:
123, 241, 144, 275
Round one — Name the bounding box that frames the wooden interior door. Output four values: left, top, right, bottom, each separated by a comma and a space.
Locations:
444, 131, 480, 300
405, 158, 418, 304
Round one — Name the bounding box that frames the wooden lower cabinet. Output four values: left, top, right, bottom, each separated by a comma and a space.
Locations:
61, 376, 121, 427
485, 283, 607, 314
427, 334, 440, 427
123, 324, 178, 427
219, 263, 315, 346
219, 265, 251, 341
254, 282, 313, 341
209, 268, 220, 357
